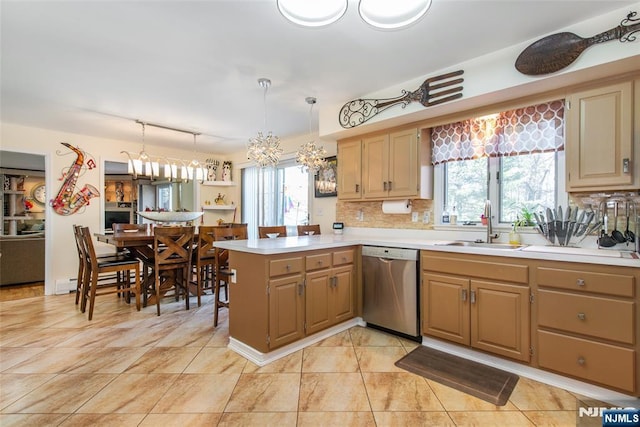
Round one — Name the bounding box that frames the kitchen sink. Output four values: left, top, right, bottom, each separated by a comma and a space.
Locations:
444, 241, 526, 250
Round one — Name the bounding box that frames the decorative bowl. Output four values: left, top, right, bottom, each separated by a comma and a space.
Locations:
137, 211, 203, 223
266, 233, 280, 238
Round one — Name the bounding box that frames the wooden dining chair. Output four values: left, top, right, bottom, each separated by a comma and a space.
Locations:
212, 224, 248, 326
112, 223, 153, 294
78, 226, 141, 320
152, 226, 195, 316
258, 225, 287, 238
297, 224, 321, 236
191, 225, 218, 307
73, 224, 133, 306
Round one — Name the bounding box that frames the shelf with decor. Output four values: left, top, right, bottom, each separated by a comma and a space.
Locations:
202, 204, 236, 211
202, 180, 236, 186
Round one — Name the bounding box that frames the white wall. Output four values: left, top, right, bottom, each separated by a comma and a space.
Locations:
319, 2, 640, 139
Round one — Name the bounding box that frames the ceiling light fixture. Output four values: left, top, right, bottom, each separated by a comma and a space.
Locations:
296, 97, 327, 173
358, 0, 432, 29
277, 0, 347, 27
277, 0, 431, 30
121, 120, 207, 183
247, 78, 283, 168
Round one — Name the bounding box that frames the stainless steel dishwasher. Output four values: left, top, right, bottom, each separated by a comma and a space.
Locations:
362, 246, 420, 341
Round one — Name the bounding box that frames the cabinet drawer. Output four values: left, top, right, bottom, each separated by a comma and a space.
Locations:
537, 267, 634, 297
538, 330, 636, 393
422, 253, 528, 284
269, 257, 303, 277
538, 290, 635, 344
333, 249, 355, 266
305, 253, 331, 271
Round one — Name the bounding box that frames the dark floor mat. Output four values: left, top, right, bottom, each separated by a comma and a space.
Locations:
395, 346, 519, 406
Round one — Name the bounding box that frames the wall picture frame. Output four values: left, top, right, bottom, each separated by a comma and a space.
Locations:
314, 156, 337, 198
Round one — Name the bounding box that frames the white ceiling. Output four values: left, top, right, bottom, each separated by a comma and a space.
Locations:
1, 0, 635, 155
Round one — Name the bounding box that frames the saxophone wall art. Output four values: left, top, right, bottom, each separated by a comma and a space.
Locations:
51, 142, 100, 216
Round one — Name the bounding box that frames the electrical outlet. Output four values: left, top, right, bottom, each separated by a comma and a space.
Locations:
357, 209, 364, 221
231, 268, 237, 283
411, 212, 419, 222
423, 211, 430, 224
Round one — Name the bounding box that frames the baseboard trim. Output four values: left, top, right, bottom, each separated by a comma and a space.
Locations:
228, 317, 365, 366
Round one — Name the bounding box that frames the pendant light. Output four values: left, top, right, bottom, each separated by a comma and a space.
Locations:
247, 78, 283, 168
296, 97, 327, 173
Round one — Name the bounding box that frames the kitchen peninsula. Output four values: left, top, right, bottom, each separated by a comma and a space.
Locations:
216, 232, 640, 397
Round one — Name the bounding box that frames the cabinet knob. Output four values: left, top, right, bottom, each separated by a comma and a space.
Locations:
577, 312, 586, 320
576, 279, 585, 287
577, 356, 586, 365
285, 264, 291, 272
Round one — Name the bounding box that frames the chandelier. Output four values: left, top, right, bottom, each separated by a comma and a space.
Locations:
121, 120, 207, 183
247, 78, 283, 168
296, 97, 327, 173
277, 0, 432, 30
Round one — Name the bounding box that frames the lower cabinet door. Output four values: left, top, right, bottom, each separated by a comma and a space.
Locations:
470, 280, 530, 362
305, 269, 332, 335
332, 265, 355, 324
269, 274, 304, 349
422, 273, 470, 345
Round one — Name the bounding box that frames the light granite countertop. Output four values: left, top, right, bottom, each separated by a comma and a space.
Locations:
214, 232, 640, 268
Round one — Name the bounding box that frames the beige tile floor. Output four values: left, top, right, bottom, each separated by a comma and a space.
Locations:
0, 291, 590, 426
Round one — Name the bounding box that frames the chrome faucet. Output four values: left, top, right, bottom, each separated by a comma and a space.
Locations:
484, 200, 498, 243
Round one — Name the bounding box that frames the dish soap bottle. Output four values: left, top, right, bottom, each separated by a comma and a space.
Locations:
442, 206, 450, 224
509, 223, 521, 245
450, 206, 458, 225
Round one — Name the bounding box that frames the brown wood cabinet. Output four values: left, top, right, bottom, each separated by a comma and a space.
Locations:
337, 126, 432, 201
362, 128, 419, 199
229, 246, 357, 353
566, 79, 638, 191
421, 251, 531, 362
534, 261, 637, 393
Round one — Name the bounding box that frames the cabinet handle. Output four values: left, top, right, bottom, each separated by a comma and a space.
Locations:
286, 264, 291, 272
461, 289, 467, 302
470, 290, 476, 304
576, 279, 585, 287
383, 181, 388, 191
577, 356, 586, 365
355, 184, 360, 193
577, 312, 586, 320
388, 181, 392, 190
298, 282, 304, 296
623, 158, 630, 174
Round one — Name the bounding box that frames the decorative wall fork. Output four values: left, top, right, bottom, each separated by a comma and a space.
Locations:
338, 70, 464, 129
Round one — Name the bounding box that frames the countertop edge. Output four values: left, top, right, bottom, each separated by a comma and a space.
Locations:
214, 235, 639, 268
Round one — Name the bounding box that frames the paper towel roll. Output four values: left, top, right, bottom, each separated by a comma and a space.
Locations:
382, 199, 412, 214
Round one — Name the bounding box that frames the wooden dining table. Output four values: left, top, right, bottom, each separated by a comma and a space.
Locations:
95, 229, 198, 305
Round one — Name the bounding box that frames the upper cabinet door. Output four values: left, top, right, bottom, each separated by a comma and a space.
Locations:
566, 80, 636, 191
388, 128, 418, 198
337, 139, 362, 200
362, 133, 389, 199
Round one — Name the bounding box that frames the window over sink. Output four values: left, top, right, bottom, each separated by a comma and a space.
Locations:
433, 100, 568, 226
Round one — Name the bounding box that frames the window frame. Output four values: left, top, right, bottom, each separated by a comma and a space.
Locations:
434, 148, 567, 230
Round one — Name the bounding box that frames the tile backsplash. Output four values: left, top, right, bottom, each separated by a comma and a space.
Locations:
337, 199, 434, 229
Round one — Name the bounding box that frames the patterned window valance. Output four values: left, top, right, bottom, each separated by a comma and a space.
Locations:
431, 100, 565, 165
